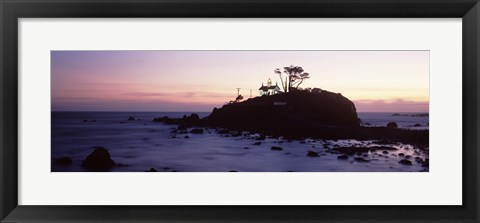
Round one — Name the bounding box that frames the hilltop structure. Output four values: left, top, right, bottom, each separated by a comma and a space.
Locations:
258, 78, 282, 96
207, 89, 360, 136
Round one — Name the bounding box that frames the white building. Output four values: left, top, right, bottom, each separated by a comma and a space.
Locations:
259, 78, 282, 96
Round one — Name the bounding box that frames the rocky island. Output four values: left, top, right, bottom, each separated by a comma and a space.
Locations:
153, 89, 428, 149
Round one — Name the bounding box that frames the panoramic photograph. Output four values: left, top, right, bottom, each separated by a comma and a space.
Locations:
51, 50, 429, 172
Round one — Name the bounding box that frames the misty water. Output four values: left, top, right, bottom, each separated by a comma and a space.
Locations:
51, 112, 429, 172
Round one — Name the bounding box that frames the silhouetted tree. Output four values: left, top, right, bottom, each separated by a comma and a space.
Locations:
274, 65, 310, 93
229, 94, 244, 103
235, 95, 244, 102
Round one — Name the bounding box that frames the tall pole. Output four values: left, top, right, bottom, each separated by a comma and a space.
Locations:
236, 88, 241, 96
250, 89, 252, 98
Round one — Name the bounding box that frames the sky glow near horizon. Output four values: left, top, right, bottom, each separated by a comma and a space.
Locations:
51, 51, 429, 112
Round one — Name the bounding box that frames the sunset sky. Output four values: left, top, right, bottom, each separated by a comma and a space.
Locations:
51, 51, 429, 112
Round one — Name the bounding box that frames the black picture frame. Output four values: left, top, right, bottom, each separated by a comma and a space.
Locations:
1, 0, 479, 222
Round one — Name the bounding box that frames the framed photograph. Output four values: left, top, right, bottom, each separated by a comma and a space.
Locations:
1, 0, 479, 222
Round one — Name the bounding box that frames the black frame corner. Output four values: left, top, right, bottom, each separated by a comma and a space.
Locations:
1, 0, 479, 222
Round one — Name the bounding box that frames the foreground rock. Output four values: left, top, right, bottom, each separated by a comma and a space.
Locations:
399, 159, 412, 165
307, 151, 319, 157
354, 157, 369, 162
153, 113, 200, 127
271, 146, 283, 151
82, 146, 116, 171
386, 122, 398, 128
145, 168, 157, 172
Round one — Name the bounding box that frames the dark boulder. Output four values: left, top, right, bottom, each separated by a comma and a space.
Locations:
414, 123, 422, 127
182, 113, 200, 123
253, 142, 262, 146
386, 122, 398, 128
128, 117, 135, 121
82, 146, 116, 171
354, 157, 369, 162
307, 151, 319, 157
337, 155, 349, 160
153, 113, 201, 127
399, 159, 412, 165
271, 146, 283, 151
415, 157, 424, 163
145, 168, 157, 172
55, 157, 72, 166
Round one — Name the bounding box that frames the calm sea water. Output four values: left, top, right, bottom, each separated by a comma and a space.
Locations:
357, 112, 429, 130
51, 111, 429, 172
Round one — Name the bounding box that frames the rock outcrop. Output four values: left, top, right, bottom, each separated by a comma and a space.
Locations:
82, 146, 116, 171
204, 90, 359, 138
387, 122, 398, 128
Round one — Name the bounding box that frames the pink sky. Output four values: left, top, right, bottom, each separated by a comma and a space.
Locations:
51, 51, 429, 112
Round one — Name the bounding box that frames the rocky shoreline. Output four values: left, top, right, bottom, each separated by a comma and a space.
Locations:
152, 114, 428, 149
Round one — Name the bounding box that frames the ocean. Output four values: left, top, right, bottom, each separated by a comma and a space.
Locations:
51, 111, 429, 172
357, 112, 429, 130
